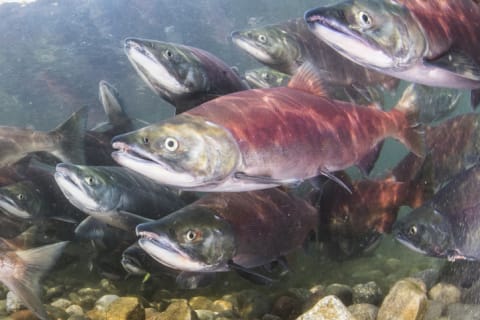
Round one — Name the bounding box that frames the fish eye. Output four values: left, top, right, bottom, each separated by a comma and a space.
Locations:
164, 49, 173, 59
164, 137, 179, 152
262, 72, 271, 81
408, 225, 418, 236
85, 176, 95, 185
257, 34, 267, 44
358, 11, 372, 28
16, 193, 26, 201
185, 230, 197, 242
142, 136, 149, 145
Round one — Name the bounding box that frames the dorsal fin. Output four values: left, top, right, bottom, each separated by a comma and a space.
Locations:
287, 62, 327, 97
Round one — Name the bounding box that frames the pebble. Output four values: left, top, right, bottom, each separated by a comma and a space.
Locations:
211, 299, 234, 313
188, 296, 214, 310
45, 285, 65, 301
428, 282, 461, 305
95, 295, 119, 311
50, 298, 72, 309
296, 295, 354, 320
194, 309, 217, 320
377, 277, 427, 320
66, 304, 84, 316
105, 296, 144, 320
352, 281, 383, 305
324, 284, 353, 306
100, 279, 118, 293
347, 303, 378, 320
155, 299, 197, 320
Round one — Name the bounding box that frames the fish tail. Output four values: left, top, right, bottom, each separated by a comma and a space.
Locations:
50, 106, 88, 164
391, 84, 426, 157
4, 241, 68, 320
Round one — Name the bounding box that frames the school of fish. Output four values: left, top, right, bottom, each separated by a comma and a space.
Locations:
0, 1, 480, 319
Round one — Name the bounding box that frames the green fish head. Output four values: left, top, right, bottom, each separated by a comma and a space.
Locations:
124, 38, 208, 99
0, 181, 44, 220
112, 114, 241, 189
305, 0, 426, 71
136, 205, 236, 272
393, 205, 454, 258
231, 26, 301, 69
244, 67, 291, 89
54, 163, 121, 213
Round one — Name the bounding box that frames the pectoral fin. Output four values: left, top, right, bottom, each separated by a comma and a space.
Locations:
228, 260, 275, 285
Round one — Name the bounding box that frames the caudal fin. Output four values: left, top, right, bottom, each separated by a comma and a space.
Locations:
3, 241, 68, 320
50, 107, 88, 164
392, 84, 426, 157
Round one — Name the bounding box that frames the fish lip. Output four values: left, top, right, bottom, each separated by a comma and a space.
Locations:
137, 230, 184, 259
306, 11, 368, 45
112, 141, 174, 171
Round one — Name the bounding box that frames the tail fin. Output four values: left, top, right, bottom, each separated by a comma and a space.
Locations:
50, 107, 88, 164
3, 241, 68, 320
392, 84, 425, 157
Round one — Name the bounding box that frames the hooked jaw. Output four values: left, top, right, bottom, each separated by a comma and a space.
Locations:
305, 7, 394, 69
136, 226, 208, 272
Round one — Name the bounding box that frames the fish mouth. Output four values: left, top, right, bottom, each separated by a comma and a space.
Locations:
54, 165, 100, 212
0, 195, 30, 220
305, 8, 393, 69
230, 31, 276, 65
112, 141, 201, 188
136, 230, 207, 272
124, 38, 187, 97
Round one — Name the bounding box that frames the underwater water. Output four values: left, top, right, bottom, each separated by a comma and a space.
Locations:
0, 0, 479, 320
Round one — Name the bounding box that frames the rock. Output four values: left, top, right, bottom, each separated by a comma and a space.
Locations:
66, 304, 84, 316
188, 296, 213, 310
423, 300, 444, 320
95, 295, 119, 311
262, 314, 282, 320
67, 315, 89, 320
309, 285, 325, 295
270, 295, 302, 319
377, 278, 427, 320
77, 287, 101, 297
51, 298, 72, 309
6, 291, 25, 313
45, 285, 65, 301
446, 303, 480, 320
352, 281, 383, 305
157, 299, 197, 320
194, 309, 217, 320
105, 296, 144, 320
428, 282, 461, 305
86, 308, 106, 320
324, 284, 353, 306
296, 295, 354, 320
347, 303, 378, 320
211, 299, 234, 313
45, 304, 69, 319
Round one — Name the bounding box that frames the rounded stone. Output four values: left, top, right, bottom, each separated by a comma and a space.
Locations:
296, 295, 355, 320
45, 285, 65, 301
100, 279, 118, 293
105, 296, 144, 320
347, 303, 378, 320
195, 309, 217, 320
66, 304, 84, 316
189, 296, 213, 310
428, 282, 461, 305
211, 299, 234, 313
377, 277, 427, 320
352, 281, 383, 305
95, 294, 119, 311
156, 299, 197, 320
51, 298, 72, 309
